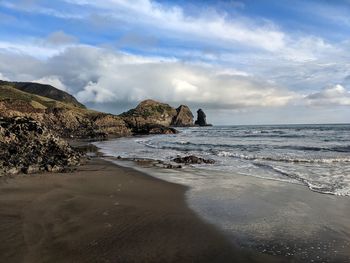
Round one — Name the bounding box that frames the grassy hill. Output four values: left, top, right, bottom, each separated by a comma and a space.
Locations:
0, 80, 85, 108
0, 84, 131, 138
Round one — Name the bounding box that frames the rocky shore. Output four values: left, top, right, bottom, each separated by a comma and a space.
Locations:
0, 80, 212, 176
0, 116, 83, 176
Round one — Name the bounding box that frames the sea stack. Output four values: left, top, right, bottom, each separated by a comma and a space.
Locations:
195, 109, 212, 126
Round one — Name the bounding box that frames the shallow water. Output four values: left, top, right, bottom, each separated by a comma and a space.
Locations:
104, 158, 350, 263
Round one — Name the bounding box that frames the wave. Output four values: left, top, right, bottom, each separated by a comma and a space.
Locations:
216, 151, 350, 164
252, 163, 350, 196
278, 145, 350, 153
142, 139, 350, 154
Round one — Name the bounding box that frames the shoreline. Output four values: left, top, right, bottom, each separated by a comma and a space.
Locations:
101, 156, 350, 263
0, 157, 284, 263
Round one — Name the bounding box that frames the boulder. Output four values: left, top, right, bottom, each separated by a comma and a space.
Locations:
172, 105, 194, 127
149, 126, 178, 135
173, 155, 215, 164
195, 109, 212, 126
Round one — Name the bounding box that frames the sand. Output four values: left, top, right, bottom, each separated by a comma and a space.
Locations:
0, 158, 287, 263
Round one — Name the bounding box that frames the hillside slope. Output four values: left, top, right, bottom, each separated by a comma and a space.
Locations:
0, 84, 131, 138
0, 80, 85, 108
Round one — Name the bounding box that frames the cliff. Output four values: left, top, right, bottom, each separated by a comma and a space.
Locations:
173, 105, 194, 127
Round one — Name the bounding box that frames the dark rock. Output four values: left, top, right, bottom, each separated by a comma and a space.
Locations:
166, 164, 182, 169
149, 126, 178, 135
195, 109, 212, 126
0, 116, 84, 176
173, 155, 215, 164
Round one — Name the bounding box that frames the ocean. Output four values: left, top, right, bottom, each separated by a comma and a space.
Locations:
95, 124, 350, 196
94, 124, 350, 262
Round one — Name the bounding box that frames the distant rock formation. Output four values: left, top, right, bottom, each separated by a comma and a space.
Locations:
0, 117, 83, 176
121, 100, 177, 130
120, 99, 194, 133
195, 109, 212, 126
172, 105, 194, 127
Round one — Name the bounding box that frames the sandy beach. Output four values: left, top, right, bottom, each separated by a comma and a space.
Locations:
0, 158, 287, 263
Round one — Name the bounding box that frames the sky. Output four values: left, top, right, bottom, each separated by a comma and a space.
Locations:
0, 0, 350, 124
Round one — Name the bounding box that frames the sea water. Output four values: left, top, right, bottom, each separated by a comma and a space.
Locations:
95, 124, 350, 196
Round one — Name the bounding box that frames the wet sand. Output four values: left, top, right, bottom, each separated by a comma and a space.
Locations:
0, 158, 285, 263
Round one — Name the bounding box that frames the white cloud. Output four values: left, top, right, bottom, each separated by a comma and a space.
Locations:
0, 45, 298, 110
32, 76, 68, 91
65, 0, 286, 52
306, 84, 350, 106
0, 72, 9, 81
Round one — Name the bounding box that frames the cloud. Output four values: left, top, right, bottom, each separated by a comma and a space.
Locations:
306, 84, 350, 106
0, 45, 298, 111
32, 76, 68, 91
0, 40, 66, 59
45, 31, 78, 46
64, 0, 287, 52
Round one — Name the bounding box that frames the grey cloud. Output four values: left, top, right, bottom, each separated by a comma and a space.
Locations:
306, 85, 350, 106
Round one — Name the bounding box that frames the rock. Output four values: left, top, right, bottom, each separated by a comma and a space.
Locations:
173, 155, 215, 164
22, 165, 40, 174
0, 116, 84, 176
149, 126, 178, 135
172, 105, 194, 127
194, 109, 212, 126
165, 164, 182, 169
194, 109, 213, 127
6, 167, 21, 175
120, 100, 195, 134
51, 165, 63, 173
121, 100, 178, 134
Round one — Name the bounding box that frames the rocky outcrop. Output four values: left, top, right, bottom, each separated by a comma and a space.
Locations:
121, 100, 177, 129
172, 105, 194, 127
195, 109, 212, 126
120, 100, 195, 134
0, 117, 83, 176
173, 155, 215, 164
